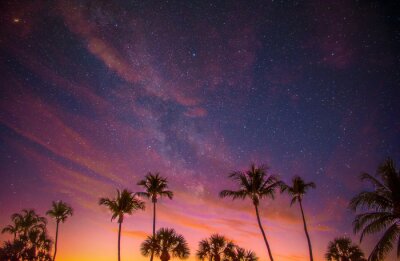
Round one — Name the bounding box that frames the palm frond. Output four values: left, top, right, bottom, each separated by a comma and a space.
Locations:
368, 223, 400, 261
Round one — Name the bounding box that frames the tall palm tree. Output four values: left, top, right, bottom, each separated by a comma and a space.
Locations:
137, 172, 173, 261
219, 164, 281, 261
196, 234, 232, 261
281, 176, 316, 261
325, 237, 366, 261
141, 227, 189, 261
99, 189, 145, 261
46, 201, 73, 261
349, 158, 400, 261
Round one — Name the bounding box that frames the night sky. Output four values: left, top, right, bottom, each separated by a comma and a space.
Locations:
0, 1, 399, 260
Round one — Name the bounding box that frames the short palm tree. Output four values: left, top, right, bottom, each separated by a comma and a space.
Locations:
223, 243, 258, 261
25, 228, 53, 260
141, 227, 189, 261
197, 234, 232, 261
219, 164, 281, 261
0, 239, 25, 260
46, 201, 73, 261
9, 209, 46, 237
1, 224, 19, 240
99, 189, 145, 261
349, 158, 400, 261
325, 237, 366, 261
281, 176, 316, 261
137, 173, 173, 261
1, 209, 52, 260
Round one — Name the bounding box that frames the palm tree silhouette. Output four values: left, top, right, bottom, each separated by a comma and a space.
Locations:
325, 237, 366, 261
197, 234, 232, 261
219, 164, 281, 261
1, 209, 52, 260
197, 234, 258, 261
99, 189, 145, 261
24, 228, 53, 260
281, 176, 316, 261
141, 227, 189, 261
10, 209, 46, 237
225, 245, 258, 261
46, 201, 73, 261
137, 173, 173, 261
1, 224, 19, 240
0, 239, 25, 260
349, 158, 400, 261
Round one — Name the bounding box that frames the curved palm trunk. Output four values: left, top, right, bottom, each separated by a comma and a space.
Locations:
150, 201, 156, 261
53, 221, 59, 261
118, 222, 122, 261
299, 199, 313, 261
254, 204, 274, 261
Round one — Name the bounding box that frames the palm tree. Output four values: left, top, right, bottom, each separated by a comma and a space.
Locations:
349, 158, 400, 261
1, 224, 19, 240
0, 239, 25, 260
226, 246, 258, 261
1, 209, 52, 260
325, 237, 366, 261
24, 228, 53, 260
141, 227, 189, 261
281, 176, 316, 261
196, 234, 232, 261
137, 172, 173, 261
46, 201, 73, 261
219, 164, 281, 261
99, 189, 145, 261
197, 234, 257, 261
11, 209, 47, 237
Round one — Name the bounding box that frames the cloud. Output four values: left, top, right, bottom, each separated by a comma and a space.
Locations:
184, 107, 207, 118
120, 229, 149, 239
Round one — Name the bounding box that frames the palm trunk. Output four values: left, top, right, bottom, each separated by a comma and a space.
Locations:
53, 221, 59, 261
160, 250, 170, 261
118, 222, 122, 261
299, 199, 313, 261
254, 203, 274, 261
150, 201, 156, 261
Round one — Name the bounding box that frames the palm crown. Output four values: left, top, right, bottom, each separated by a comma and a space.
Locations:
197, 234, 232, 261
197, 234, 257, 261
282, 176, 316, 205
219, 164, 282, 205
325, 237, 366, 261
137, 172, 173, 203
46, 201, 73, 223
226, 246, 258, 261
1, 209, 52, 260
141, 227, 190, 261
99, 189, 145, 223
9, 209, 47, 237
349, 158, 400, 260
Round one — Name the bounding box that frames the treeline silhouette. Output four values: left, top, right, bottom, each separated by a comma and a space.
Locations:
1, 158, 399, 261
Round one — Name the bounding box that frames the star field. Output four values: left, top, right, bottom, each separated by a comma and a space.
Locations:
0, 1, 399, 261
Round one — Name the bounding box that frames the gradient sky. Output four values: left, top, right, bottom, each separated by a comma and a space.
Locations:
0, 1, 399, 261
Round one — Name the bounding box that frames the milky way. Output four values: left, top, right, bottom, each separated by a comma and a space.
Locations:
0, 1, 399, 260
